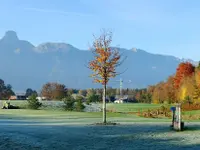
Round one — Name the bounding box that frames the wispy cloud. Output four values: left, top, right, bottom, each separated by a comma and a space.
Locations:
24, 7, 94, 17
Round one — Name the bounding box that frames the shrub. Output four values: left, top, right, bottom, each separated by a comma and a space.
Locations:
183, 96, 193, 104
63, 95, 75, 111
138, 105, 170, 118
74, 96, 85, 112
27, 94, 42, 109
86, 94, 100, 105
2, 101, 20, 109
163, 101, 169, 105
86, 100, 90, 105
181, 103, 200, 111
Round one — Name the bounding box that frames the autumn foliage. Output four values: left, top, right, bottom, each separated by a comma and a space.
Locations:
41, 82, 66, 100
149, 61, 200, 104
89, 31, 121, 85
173, 62, 195, 88
88, 30, 122, 123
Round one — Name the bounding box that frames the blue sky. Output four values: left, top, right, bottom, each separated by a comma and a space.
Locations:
0, 0, 200, 60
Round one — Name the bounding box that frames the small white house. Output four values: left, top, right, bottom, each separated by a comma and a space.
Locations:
36, 97, 46, 101
114, 98, 126, 104
114, 95, 128, 104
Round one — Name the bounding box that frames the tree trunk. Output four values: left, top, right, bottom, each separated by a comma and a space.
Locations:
103, 84, 107, 123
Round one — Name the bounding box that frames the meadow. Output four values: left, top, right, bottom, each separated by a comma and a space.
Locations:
1, 100, 200, 122
0, 100, 200, 149
0, 100, 171, 123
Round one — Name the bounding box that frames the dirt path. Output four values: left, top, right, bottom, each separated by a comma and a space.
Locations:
0, 119, 200, 150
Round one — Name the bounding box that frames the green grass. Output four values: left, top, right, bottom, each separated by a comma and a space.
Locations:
0, 108, 172, 123
0, 100, 172, 123
182, 110, 200, 115
107, 103, 165, 112
3, 100, 166, 113
2, 100, 200, 123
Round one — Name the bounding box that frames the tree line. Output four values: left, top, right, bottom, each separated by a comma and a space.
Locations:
2, 61, 199, 105
39, 61, 200, 105
0, 78, 150, 103
148, 62, 200, 104
39, 82, 150, 103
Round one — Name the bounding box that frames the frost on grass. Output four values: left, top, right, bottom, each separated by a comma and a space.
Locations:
0, 123, 200, 149
40, 101, 102, 112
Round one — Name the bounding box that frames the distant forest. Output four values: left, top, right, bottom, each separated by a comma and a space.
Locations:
1, 61, 200, 104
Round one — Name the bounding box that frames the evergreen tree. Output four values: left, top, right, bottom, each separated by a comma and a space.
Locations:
63, 95, 75, 111
75, 96, 85, 111
27, 94, 42, 109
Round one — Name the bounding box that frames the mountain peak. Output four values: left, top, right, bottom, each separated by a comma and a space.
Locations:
34, 42, 78, 53
1, 30, 19, 41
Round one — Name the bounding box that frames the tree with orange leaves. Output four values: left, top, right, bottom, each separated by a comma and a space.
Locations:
173, 62, 195, 88
195, 67, 200, 88
88, 30, 123, 123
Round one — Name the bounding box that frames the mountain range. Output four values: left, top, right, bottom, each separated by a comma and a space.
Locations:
0, 30, 197, 92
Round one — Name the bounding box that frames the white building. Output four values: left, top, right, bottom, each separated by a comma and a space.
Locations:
114, 95, 128, 103
114, 98, 127, 104
36, 97, 46, 101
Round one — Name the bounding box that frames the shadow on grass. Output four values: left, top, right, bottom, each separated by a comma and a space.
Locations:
183, 124, 200, 131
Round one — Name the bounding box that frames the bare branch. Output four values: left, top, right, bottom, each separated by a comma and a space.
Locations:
84, 61, 90, 69
115, 67, 128, 76
115, 55, 127, 67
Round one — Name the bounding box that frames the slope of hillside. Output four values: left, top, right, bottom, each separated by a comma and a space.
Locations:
0, 31, 194, 91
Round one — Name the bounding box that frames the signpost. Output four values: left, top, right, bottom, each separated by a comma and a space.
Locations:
170, 104, 184, 131
170, 106, 176, 128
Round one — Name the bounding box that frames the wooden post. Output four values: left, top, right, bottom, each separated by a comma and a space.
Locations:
173, 103, 183, 131
102, 84, 107, 123
178, 104, 181, 130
